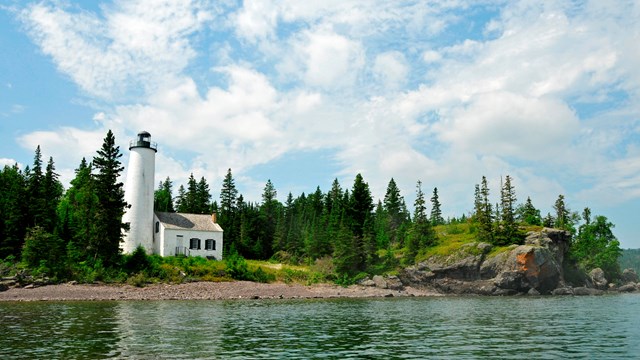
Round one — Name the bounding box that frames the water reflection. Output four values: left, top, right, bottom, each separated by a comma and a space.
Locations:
1, 295, 639, 359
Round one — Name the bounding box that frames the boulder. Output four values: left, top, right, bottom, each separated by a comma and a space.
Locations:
527, 288, 541, 296
372, 275, 387, 289
589, 268, 608, 290
385, 276, 404, 290
0, 282, 8, 292
621, 268, 639, 284
618, 283, 638, 293
573, 287, 603, 296
493, 245, 563, 294
360, 279, 376, 287
552, 287, 574, 295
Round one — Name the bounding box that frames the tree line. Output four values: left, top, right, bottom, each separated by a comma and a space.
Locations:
0, 131, 126, 278
0, 129, 623, 280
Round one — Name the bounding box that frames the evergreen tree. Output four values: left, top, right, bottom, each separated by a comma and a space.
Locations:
474, 176, 493, 243
175, 185, 187, 212
195, 176, 211, 214
406, 180, 435, 262
92, 130, 127, 265
348, 174, 374, 238
220, 168, 238, 215
430, 187, 444, 226
383, 178, 406, 244
553, 195, 570, 231
0, 164, 28, 258
496, 175, 519, 245
42, 157, 63, 232
517, 196, 541, 225
57, 158, 100, 262
26, 146, 47, 229
572, 215, 622, 280
154, 177, 175, 212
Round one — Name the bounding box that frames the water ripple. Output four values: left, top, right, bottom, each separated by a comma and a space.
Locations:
1, 294, 639, 359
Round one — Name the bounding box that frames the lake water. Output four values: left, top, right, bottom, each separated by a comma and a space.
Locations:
1, 294, 639, 359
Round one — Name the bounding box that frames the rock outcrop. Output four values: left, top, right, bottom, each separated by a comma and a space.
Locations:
621, 268, 639, 284
399, 228, 573, 295
589, 268, 608, 290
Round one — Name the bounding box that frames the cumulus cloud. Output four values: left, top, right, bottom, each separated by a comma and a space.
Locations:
11, 0, 640, 232
20, 0, 211, 100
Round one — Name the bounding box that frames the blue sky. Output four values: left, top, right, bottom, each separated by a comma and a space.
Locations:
1, 1, 639, 248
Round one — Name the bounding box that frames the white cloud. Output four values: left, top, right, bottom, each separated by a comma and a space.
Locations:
281, 27, 365, 90
373, 51, 408, 90
11, 0, 640, 237
0, 158, 19, 167
21, 0, 211, 99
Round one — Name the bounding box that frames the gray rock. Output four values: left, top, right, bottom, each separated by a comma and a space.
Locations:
618, 283, 638, 293
573, 287, 603, 296
385, 276, 404, 290
372, 275, 387, 289
360, 279, 376, 287
527, 288, 541, 296
552, 287, 574, 295
621, 268, 639, 284
589, 268, 608, 290
493, 288, 519, 296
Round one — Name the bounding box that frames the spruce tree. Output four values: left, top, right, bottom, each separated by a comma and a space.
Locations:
553, 194, 570, 230
475, 176, 493, 243
0, 164, 28, 258
43, 157, 63, 232
497, 175, 519, 245
92, 130, 127, 265
517, 196, 541, 225
430, 187, 444, 226
154, 177, 175, 212
406, 180, 435, 262
196, 176, 211, 214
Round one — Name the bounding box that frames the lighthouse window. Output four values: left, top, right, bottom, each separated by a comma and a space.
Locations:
205, 239, 216, 251
155, 221, 159, 233
189, 238, 201, 250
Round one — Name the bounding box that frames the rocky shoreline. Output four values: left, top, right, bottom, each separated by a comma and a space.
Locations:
2, 228, 638, 301
398, 228, 640, 296
0, 280, 441, 302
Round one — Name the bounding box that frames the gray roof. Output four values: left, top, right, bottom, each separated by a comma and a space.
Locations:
155, 212, 223, 232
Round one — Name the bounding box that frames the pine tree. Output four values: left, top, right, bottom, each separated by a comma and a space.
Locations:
517, 196, 541, 225
496, 175, 519, 245
0, 164, 28, 258
348, 174, 373, 238
154, 177, 175, 212
430, 187, 444, 226
26, 146, 46, 229
406, 180, 435, 262
220, 168, 238, 215
475, 176, 493, 243
553, 194, 570, 230
195, 176, 211, 214
42, 157, 63, 232
92, 130, 127, 265
383, 178, 406, 244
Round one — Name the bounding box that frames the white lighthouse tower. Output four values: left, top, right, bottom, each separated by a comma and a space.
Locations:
122, 130, 157, 254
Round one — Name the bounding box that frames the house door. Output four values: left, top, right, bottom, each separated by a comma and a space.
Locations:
176, 235, 184, 255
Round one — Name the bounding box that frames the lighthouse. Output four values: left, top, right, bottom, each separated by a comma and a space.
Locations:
122, 130, 157, 254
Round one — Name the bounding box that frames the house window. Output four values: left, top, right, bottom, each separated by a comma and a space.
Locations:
155, 221, 160, 233
189, 238, 201, 250
205, 239, 216, 251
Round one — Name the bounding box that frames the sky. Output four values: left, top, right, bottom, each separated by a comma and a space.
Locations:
1, 1, 639, 248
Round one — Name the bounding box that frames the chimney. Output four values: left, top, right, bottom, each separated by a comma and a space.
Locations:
212, 212, 217, 223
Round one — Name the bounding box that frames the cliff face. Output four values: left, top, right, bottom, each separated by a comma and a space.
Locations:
399, 228, 572, 295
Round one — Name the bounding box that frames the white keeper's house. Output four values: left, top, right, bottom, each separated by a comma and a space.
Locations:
121, 131, 224, 259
